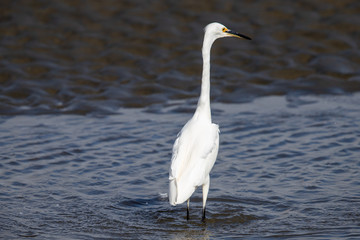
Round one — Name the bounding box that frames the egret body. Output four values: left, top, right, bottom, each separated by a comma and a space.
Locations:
169, 22, 251, 221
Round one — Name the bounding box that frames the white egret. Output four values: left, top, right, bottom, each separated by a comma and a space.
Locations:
169, 22, 251, 221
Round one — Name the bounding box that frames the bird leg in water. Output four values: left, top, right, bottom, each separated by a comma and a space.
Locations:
202, 207, 206, 222
202, 176, 210, 221
186, 199, 190, 220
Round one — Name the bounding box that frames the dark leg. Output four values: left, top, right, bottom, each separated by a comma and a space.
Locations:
202, 207, 206, 222
186, 199, 190, 220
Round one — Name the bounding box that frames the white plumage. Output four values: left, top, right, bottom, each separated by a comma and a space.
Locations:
168, 22, 251, 220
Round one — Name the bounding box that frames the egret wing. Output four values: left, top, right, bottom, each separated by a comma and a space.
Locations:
169, 121, 219, 204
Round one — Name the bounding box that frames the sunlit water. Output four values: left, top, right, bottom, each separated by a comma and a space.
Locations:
1, 0, 360, 239
1, 94, 360, 239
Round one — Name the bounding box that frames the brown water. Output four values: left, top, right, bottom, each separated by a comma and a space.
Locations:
1, 0, 360, 239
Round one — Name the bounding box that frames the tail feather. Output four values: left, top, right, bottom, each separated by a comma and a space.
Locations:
169, 178, 177, 206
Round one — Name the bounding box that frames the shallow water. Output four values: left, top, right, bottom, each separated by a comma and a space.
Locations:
1, 0, 360, 239
1, 95, 360, 239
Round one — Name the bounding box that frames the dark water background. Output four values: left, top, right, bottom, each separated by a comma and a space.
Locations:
1, 0, 360, 239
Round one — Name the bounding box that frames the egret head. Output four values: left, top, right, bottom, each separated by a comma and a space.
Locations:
204, 22, 251, 42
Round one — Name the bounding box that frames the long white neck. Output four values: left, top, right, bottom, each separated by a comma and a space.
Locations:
195, 33, 215, 122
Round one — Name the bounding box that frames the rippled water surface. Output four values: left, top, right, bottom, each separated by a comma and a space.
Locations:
1, 95, 360, 239
1, 0, 360, 239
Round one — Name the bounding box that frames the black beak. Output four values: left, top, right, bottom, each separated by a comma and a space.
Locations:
226, 30, 252, 40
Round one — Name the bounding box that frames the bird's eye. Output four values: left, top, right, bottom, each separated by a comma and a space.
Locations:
222, 27, 226, 32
